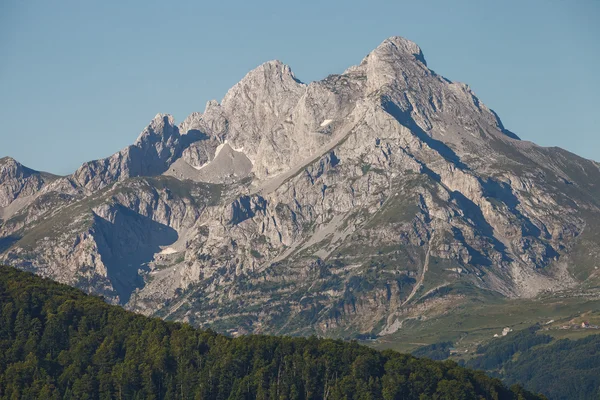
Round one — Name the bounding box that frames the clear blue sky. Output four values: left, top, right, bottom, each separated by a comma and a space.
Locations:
1, 0, 598, 174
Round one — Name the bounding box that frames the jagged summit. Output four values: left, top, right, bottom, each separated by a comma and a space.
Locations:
225, 59, 301, 94
0, 156, 39, 175
135, 113, 177, 144
221, 59, 304, 113
70, 34, 509, 188
239, 59, 302, 83
0, 158, 24, 177
371, 36, 427, 66
0, 157, 57, 211
152, 113, 176, 125
0, 156, 31, 168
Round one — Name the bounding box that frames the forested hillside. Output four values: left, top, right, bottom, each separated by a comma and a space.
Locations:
0, 265, 543, 400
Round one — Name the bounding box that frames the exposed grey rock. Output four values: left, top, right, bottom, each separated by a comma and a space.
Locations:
0, 157, 50, 207
72, 114, 207, 191
1, 36, 599, 339
165, 142, 253, 184
0, 157, 59, 222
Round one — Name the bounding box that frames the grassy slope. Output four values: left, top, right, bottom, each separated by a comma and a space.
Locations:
372, 289, 600, 354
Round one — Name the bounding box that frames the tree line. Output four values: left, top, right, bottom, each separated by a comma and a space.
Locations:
0, 265, 543, 399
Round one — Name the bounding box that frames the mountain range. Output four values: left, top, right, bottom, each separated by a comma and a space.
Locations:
1, 36, 599, 340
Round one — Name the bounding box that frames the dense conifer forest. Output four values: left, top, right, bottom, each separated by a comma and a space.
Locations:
0, 266, 544, 399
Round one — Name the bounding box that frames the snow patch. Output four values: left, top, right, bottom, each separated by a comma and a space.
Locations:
192, 141, 232, 171
159, 247, 177, 255
192, 162, 210, 171
228, 141, 248, 157
193, 140, 254, 169
215, 140, 246, 157
213, 141, 228, 158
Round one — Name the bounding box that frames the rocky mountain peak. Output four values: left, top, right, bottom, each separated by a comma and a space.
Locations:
135, 113, 178, 145
0, 157, 38, 180
352, 36, 428, 80
3, 36, 600, 341
0, 156, 15, 163
71, 114, 187, 191
241, 59, 301, 84
341, 36, 433, 100
0, 157, 55, 210
370, 36, 427, 66
157, 113, 176, 126
221, 60, 304, 112
0, 157, 19, 171
178, 112, 204, 136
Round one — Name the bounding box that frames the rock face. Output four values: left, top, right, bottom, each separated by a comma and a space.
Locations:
2, 37, 600, 338
0, 157, 55, 208
0, 157, 60, 230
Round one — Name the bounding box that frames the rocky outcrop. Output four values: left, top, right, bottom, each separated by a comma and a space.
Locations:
72, 114, 207, 191
0, 158, 53, 207
0, 157, 60, 225
1, 36, 599, 339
